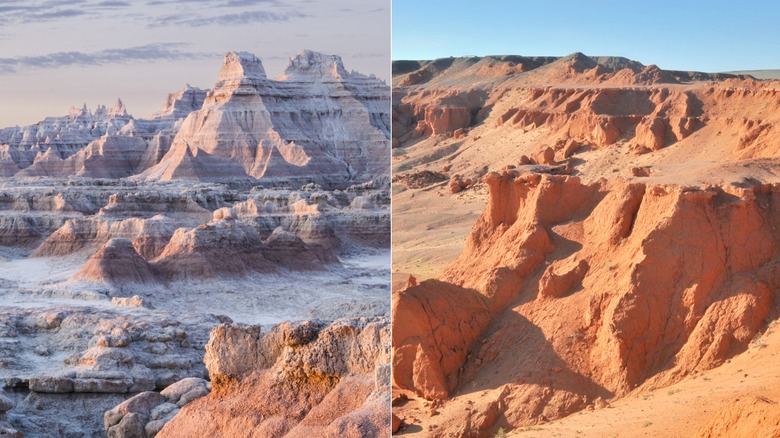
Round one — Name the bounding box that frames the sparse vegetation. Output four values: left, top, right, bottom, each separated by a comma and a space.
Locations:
495, 427, 507, 438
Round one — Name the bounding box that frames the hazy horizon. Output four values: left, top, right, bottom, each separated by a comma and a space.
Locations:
0, 0, 390, 127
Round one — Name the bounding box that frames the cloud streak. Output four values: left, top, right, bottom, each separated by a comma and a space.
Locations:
150, 9, 304, 27
0, 0, 308, 26
0, 43, 217, 75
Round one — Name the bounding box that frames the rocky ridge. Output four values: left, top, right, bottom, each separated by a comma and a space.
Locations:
1, 50, 390, 187
143, 317, 391, 437
392, 53, 780, 436
0, 50, 389, 437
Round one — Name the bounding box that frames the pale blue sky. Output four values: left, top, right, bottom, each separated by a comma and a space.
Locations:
392, 0, 780, 72
0, 0, 390, 126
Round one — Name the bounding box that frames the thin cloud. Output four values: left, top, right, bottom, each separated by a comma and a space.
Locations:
150, 9, 304, 27
223, 0, 281, 7
29, 9, 87, 19
1, 0, 307, 25
94, 1, 131, 7
0, 43, 216, 75
0, 5, 38, 14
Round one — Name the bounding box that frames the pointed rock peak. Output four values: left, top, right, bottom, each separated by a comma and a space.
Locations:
282, 49, 349, 80
68, 103, 91, 120
118, 119, 136, 136
108, 98, 128, 117
560, 52, 597, 73
217, 51, 266, 82
94, 104, 108, 118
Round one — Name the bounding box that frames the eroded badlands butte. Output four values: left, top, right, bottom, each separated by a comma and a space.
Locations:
0, 50, 391, 437
392, 53, 780, 437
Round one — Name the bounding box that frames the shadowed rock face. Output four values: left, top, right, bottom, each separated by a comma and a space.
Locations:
0, 49, 390, 438
392, 54, 780, 436
70, 238, 155, 287
393, 171, 780, 434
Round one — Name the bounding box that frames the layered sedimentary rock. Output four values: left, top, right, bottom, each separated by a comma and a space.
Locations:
392, 53, 780, 435
33, 216, 176, 260
0, 307, 218, 437
150, 86, 208, 121
151, 218, 276, 280
17, 134, 150, 179
0, 98, 180, 180
139, 51, 390, 185
148, 318, 390, 438
0, 49, 389, 438
393, 53, 780, 174
394, 171, 780, 434
1, 50, 389, 187
70, 238, 156, 286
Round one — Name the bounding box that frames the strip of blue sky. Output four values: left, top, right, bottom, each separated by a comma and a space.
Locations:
392, 0, 780, 72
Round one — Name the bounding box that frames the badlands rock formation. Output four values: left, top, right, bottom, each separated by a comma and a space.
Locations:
139, 50, 390, 185
392, 53, 780, 436
150, 317, 390, 437
0, 50, 389, 186
0, 50, 389, 437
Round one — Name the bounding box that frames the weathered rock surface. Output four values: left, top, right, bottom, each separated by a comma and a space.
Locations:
104, 377, 211, 438
138, 51, 390, 186
1, 50, 388, 187
0, 48, 389, 438
71, 238, 156, 286
394, 170, 780, 434
135, 318, 392, 437
0, 307, 218, 437
392, 52, 780, 437
392, 280, 492, 400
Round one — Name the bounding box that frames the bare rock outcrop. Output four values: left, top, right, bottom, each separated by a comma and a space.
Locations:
151, 219, 275, 280
392, 280, 492, 399
139, 51, 390, 185
262, 227, 336, 270
0, 390, 21, 438
0, 306, 219, 436
153, 318, 390, 437
393, 170, 780, 433
0, 50, 388, 186
150, 85, 208, 121
104, 378, 211, 438
70, 238, 156, 287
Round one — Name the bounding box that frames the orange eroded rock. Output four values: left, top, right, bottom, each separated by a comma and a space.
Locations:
392, 171, 780, 433
392, 280, 492, 399
159, 318, 390, 437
